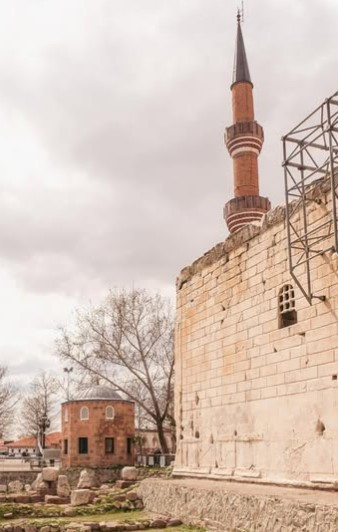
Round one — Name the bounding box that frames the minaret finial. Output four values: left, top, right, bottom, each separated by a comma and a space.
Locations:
237, 8, 241, 25
237, 1, 244, 24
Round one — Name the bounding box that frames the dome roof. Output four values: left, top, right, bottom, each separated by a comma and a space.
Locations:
73, 385, 123, 402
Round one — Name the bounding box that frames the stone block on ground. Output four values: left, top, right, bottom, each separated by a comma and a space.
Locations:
31, 473, 42, 491
167, 518, 183, 526
125, 492, 138, 501
115, 480, 135, 489
63, 507, 77, 517
13, 494, 30, 503
57, 475, 71, 497
42, 467, 59, 482
70, 489, 95, 506
8, 480, 23, 493
29, 494, 43, 503
121, 467, 138, 481
45, 495, 69, 504
150, 519, 166, 529
77, 469, 95, 489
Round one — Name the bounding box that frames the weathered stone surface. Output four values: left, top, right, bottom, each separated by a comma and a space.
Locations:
167, 519, 182, 527
39, 527, 50, 532
125, 491, 138, 501
115, 480, 135, 489
0, 485, 6, 493
45, 495, 69, 504
63, 507, 77, 517
24, 527, 37, 532
140, 478, 338, 532
24, 484, 31, 492
29, 494, 43, 503
149, 520, 166, 529
70, 489, 94, 506
13, 494, 30, 503
77, 470, 95, 489
31, 473, 42, 491
8, 481, 23, 493
57, 475, 71, 497
121, 467, 138, 481
42, 468, 59, 482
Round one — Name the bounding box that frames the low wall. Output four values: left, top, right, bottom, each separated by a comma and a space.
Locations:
0, 471, 39, 486
59, 467, 120, 488
139, 478, 338, 532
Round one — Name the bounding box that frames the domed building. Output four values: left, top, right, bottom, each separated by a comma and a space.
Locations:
61, 384, 135, 467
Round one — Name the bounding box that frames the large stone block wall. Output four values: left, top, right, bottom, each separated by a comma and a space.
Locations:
140, 478, 338, 532
174, 179, 338, 483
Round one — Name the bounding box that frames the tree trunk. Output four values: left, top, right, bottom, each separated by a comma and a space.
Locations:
156, 419, 169, 454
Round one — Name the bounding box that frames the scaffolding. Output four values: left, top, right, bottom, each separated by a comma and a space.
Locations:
282, 91, 338, 304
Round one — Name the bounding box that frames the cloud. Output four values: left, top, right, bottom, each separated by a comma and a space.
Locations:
0, 0, 335, 391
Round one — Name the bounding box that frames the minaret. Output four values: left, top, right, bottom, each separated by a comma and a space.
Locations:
224, 13, 270, 233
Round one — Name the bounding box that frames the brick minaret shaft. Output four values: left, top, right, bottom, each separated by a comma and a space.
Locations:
224, 15, 270, 233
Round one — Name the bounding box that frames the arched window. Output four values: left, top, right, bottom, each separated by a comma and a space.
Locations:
80, 406, 89, 420
278, 284, 297, 328
106, 406, 115, 420
64, 408, 68, 422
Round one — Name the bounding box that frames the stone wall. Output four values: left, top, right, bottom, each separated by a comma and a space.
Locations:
140, 478, 338, 532
0, 471, 39, 486
174, 179, 338, 483
59, 467, 120, 488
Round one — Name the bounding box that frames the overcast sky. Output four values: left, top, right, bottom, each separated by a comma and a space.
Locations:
0, 0, 336, 388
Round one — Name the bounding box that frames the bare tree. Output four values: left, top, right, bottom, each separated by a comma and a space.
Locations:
57, 289, 175, 453
20, 371, 59, 438
0, 366, 17, 438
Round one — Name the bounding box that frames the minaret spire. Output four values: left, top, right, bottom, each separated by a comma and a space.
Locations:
223, 14, 270, 234
232, 14, 252, 88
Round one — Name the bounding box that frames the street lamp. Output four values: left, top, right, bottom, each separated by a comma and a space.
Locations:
38, 412, 51, 451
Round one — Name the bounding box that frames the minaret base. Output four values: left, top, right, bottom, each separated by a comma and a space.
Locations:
224, 195, 271, 234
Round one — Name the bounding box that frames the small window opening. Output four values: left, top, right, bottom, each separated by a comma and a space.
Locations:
63, 439, 68, 455
127, 437, 133, 455
105, 437, 115, 454
105, 406, 115, 420
278, 284, 297, 328
78, 437, 88, 454
80, 406, 89, 420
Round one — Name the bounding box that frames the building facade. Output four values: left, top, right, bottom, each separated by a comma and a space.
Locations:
61, 385, 135, 468
173, 17, 338, 484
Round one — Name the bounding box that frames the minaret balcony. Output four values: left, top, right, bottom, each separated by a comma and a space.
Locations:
225, 121, 264, 157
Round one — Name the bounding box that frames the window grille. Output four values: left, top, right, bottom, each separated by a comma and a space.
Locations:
279, 284, 297, 328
